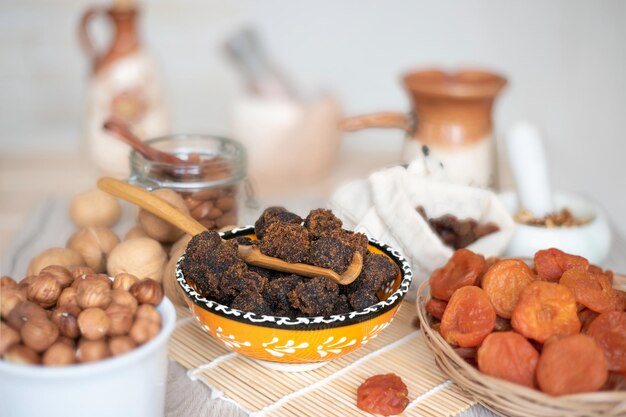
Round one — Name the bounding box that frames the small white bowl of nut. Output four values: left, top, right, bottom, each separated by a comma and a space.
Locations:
0, 265, 176, 417
498, 191, 612, 264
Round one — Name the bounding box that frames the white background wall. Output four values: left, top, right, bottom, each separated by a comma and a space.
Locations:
1, 0, 625, 234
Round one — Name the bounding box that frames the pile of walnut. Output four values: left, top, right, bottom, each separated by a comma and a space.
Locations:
425, 248, 626, 396
26, 188, 192, 307
0, 265, 163, 366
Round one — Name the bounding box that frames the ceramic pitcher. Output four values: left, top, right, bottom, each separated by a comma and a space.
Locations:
341, 69, 507, 188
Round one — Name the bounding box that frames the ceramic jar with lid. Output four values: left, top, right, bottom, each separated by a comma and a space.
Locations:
129, 135, 247, 230
341, 69, 507, 188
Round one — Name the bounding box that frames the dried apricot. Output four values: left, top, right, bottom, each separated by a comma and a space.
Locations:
356, 373, 409, 416
440, 286, 496, 347
534, 248, 588, 282
511, 281, 580, 343
481, 259, 534, 319
536, 334, 608, 395
430, 249, 486, 301
586, 311, 626, 372
578, 308, 600, 333
477, 331, 539, 388
560, 269, 621, 313
425, 298, 447, 321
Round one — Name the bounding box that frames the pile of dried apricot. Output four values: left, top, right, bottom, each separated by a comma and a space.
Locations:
426, 247, 626, 395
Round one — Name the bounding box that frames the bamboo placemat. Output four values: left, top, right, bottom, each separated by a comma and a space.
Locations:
168, 302, 477, 416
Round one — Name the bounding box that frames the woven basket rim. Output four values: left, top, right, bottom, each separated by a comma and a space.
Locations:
416, 278, 626, 417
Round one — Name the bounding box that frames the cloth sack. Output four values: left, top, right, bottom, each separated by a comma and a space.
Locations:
329, 160, 514, 300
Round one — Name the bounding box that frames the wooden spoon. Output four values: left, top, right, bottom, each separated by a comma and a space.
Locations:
103, 118, 186, 164
97, 177, 364, 285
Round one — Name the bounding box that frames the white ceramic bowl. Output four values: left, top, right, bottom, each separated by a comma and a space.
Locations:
498, 191, 612, 264
0, 298, 176, 417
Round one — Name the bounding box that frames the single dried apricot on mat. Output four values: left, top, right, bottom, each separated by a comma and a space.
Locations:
560, 269, 621, 313
477, 331, 539, 388
440, 286, 496, 347
356, 373, 409, 416
481, 259, 534, 319
511, 281, 580, 343
430, 249, 486, 301
536, 333, 608, 395
534, 248, 588, 282
586, 311, 626, 372
425, 298, 447, 321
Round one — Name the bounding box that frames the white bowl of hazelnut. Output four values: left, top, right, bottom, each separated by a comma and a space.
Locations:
498, 191, 612, 264
0, 266, 176, 417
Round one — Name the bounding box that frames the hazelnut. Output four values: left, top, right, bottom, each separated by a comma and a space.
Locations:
42, 342, 76, 366
66, 227, 120, 272
57, 287, 79, 308
76, 280, 112, 309
135, 304, 161, 324
27, 275, 62, 308
0, 321, 21, 355
20, 317, 59, 352
109, 335, 136, 356
50, 305, 81, 339
110, 289, 138, 313
39, 265, 74, 288
68, 265, 96, 281
5, 301, 47, 330
112, 273, 139, 291
4, 344, 40, 365
77, 338, 110, 363
129, 318, 160, 345
57, 336, 76, 348
78, 307, 110, 340
17, 275, 37, 294
106, 303, 134, 336
1, 276, 18, 289
1, 287, 26, 319
130, 279, 164, 306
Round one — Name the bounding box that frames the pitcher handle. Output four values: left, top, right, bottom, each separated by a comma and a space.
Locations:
78, 6, 107, 69
339, 112, 415, 134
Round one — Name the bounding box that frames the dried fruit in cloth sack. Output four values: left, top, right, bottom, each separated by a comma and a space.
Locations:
511, 281, 580, 343
586, 311, 626, 372
477, 331, 539, 388
356, 373, 409, 416
534, 248, 589, 282
481, 259, 534, 319
559, 269, 624, 313
440, 286, 496, 347
536, 333, 608, 395
430, 249, 486, 301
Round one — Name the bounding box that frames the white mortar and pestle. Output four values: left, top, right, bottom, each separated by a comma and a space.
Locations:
498, 123, 611, 264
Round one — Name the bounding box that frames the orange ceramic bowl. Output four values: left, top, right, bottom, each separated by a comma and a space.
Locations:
176, 226, 412, 371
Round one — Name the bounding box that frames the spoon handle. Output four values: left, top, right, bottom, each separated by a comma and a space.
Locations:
97, 177, 206, 236
237, 245, 343, 283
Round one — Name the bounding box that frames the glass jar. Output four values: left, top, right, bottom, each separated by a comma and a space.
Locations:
129, 135, 247, 230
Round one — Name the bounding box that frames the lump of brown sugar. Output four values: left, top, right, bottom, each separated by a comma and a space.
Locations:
308, 236, 354, 273
220, 267, 268, 300
231, 289, 272, 316
263, 274, 304, 313
346, 252, 398, 295
254, 207, 303, 239
289, 276, 339, 316
348, 290, 380, 311
304, 208, 342, 238
259, 222, 310, 263
336, 230, 369, 258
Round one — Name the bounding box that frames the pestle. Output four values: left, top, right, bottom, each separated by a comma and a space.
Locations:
505, 122, 554, 217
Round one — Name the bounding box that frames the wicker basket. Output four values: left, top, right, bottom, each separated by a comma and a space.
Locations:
416, 278, 626, 417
